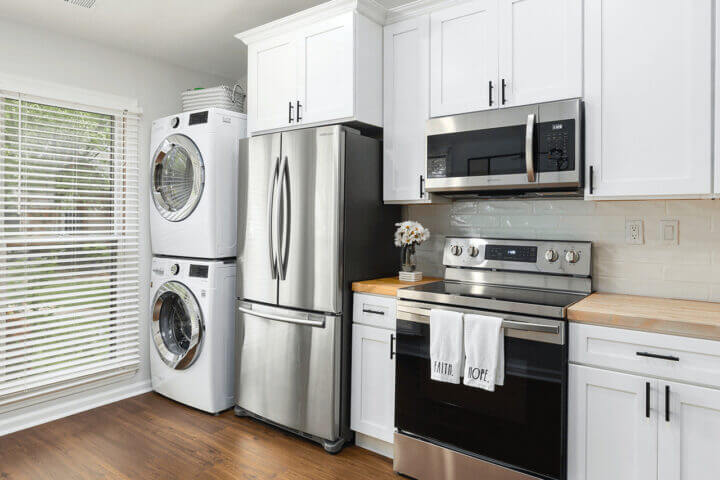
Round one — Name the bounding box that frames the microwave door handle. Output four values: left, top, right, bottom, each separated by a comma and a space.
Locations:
525, 113, 536, 183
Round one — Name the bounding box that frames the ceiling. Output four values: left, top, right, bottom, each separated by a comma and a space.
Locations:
0, 0, 415, 81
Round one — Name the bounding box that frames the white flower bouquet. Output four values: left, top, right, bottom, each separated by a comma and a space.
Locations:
394, 221, 430, 247
394, 221, 429, 274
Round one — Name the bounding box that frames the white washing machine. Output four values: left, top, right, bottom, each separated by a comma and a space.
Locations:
150, 256, 236, 413
150, 108, 246, 259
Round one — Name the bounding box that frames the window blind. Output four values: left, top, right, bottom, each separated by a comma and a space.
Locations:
0, 90, 141, 411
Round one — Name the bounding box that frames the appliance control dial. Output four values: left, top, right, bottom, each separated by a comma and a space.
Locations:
450, 245, 463, 256
565, 250, 580, 264
468, 246, 480, 257
170, 264, 180, 275
544, 249, 559, 263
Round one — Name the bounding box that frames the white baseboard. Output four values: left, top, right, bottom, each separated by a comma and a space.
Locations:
0, 379, 152, 437
355, 432, 394, 459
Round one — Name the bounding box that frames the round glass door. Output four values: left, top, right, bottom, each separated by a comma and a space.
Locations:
151, 134, 204, 222
151, 281, 204, 370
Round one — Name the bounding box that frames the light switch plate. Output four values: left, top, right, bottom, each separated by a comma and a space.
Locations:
625, 218, 644, 245
660, 219, 679, 245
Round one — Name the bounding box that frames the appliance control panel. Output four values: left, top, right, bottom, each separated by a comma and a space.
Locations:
443, 237, 591, 277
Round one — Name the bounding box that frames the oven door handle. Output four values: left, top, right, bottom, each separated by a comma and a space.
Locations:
397, 305, 559, 334
525, 113, 536, 183
503, 319, 559, 334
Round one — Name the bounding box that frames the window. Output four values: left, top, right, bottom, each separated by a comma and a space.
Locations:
0, 89, 141, 411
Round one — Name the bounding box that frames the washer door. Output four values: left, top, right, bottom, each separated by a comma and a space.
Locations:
151, 281, 204, 370
151, 134, 204, 222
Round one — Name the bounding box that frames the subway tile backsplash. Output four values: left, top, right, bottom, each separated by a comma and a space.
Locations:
404, 199, 720, 302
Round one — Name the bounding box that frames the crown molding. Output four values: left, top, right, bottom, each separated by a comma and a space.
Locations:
384, 0, 467, 24
235, 0, 387, 45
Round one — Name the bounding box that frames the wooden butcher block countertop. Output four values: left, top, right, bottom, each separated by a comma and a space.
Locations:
351, 276, 442, 297
568, 292, 720, 341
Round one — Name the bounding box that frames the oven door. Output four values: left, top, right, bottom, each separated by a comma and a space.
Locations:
425, 99, 581, 194
395, 300, 567, 480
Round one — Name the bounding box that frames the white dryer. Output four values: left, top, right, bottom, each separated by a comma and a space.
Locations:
150, 108, 246, 259
150, 256, 236, 414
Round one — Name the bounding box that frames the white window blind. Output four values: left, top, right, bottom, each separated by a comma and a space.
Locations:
0, 89, 141, 411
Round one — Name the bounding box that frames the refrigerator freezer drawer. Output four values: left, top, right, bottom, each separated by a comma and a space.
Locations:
235, 301, 342, 441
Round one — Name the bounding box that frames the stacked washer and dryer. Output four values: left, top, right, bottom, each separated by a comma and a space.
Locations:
149, 108, 246, 414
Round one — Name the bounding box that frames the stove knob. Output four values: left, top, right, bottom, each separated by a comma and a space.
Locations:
468, 246, 480, 257
544, 249, 559, 263
565, 250, 580, 264
450, 245, 463, 256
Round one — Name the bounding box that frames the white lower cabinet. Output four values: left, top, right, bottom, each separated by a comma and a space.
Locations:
351, 323, 395, 444
569, 365, 658, 480
569, 324, 720, 480
658, 380, 720, 480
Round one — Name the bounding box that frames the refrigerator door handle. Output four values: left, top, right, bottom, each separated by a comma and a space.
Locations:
278, 156, 291, 281
238, 305, 326, 328
268, 156, 280, 279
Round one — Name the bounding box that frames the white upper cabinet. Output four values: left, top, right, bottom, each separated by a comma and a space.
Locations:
297, 13, 355, 125
247, 34, 298, 133
383, 16, 432, 203
584, 0, 713, 198
429, 0, 581, 118
430, 0, 498, 117
238, 3, 383, 135
498, 0, 582, 107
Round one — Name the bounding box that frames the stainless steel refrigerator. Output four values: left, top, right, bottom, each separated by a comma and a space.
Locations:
234, 125, 399, 453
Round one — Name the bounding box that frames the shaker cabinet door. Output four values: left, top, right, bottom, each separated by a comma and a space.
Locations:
296, 12, 355, 126
430, 0, 498, 117
658, 380, 720, 480
584, 0, 713, 198
247, 34, 298, 134
569, 365, 658, 480
351, 324, 395, 443
383, 16, 430, 203
498, 0, 582, 107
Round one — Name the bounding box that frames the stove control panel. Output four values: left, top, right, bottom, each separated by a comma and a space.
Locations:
444, 237, 591, 276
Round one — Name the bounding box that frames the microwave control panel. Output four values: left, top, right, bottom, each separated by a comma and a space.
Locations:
536, 119, 575, 172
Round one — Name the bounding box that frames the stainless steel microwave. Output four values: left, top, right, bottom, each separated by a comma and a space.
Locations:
425, 99, 583, 197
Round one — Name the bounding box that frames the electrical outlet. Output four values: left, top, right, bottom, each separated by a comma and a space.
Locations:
625, 218, 644, 245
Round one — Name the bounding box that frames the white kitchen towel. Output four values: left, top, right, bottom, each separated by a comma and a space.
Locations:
429, 309, 464, 384
463, 314, 505, 391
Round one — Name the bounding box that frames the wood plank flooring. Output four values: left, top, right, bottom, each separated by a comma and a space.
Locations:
0, 392, 397, 480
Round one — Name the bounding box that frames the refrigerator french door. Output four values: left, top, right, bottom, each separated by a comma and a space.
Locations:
236, 126, 347, 452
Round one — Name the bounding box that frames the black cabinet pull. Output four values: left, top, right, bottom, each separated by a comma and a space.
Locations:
488, 81, 494, 106
645, 382, 650, 418
501, 78, 507, 105
362, 308, 385, 316
637, 351, 680, 362
390, 334, 395, 360
288, 102, 294, 123
296, 101, 302, 121
665, 385, 670, 422
589, 166, 594, 194
419, 175, 425, 198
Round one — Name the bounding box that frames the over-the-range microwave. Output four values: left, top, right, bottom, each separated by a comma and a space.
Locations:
425, 98, 583, 198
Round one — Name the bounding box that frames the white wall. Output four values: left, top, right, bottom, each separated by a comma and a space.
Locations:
0, 18, 236, 435
406, 199, 720, 302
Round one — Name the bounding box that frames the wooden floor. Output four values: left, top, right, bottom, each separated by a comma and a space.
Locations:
0, 392, 397, 480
